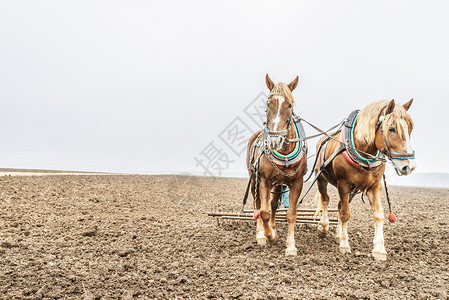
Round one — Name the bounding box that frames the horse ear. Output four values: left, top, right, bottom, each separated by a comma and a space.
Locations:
288, 76, 299, 91
403, 98, 413, 111
265, 74, 275, 91
386, 99, 395, 114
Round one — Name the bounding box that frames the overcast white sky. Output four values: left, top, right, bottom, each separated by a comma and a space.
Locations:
0, 1, 448, 177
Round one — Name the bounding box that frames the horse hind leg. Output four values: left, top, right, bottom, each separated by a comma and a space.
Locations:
336, 213, 342, 244
316, 178, 330, 237
285, 181, 302, 256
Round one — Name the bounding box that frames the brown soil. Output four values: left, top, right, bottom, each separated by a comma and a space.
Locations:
0, 175, 448, 299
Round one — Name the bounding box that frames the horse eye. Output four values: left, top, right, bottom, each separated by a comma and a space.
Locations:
389, 127, 396, 133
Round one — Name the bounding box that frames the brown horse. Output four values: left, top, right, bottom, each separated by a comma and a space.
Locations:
314, 99, 415, 261
246, 74, 307, 256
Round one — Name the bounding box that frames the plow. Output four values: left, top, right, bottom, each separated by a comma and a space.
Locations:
208, 208, 339, 226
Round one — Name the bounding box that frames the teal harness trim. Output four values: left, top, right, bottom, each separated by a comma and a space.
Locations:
253, 113, 307, 168
350, 114, 381, 162
272, 122, 300, 159
254, 134, 263, 147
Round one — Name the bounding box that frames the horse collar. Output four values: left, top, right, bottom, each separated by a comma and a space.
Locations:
341, 110, 383, 171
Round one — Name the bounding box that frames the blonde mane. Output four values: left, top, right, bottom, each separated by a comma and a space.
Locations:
269, 82, 295, 105
355, 100, 414, 146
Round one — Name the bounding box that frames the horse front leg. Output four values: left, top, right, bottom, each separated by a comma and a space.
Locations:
285, 180, 303, 256
269, 186, 282, 237
337, 184, 351, 254
252, 177, 265, 245
367, 183, 387, 261
259, 178, 278, 244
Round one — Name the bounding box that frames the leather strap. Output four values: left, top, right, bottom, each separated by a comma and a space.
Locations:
342, 110, 384, 170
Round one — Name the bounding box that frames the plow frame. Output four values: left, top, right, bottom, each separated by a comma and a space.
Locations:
208, 208, 338, 226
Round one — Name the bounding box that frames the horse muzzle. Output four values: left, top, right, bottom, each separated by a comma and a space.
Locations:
264, 127, 288, 151
392, 159, 416, 176
269, 136, 285, 151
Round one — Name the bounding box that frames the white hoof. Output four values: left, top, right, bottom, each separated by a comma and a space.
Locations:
285, 247, 298, 256
339, 246, 351, 254
268, 232, 279, 245
257, 237, 267, 245
372, 251, 387, 261
317, 224, 329, 237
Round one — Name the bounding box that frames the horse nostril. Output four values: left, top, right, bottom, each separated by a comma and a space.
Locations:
402, 166, 411, 174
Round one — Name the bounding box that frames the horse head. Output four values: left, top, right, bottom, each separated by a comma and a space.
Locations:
375, 99, 416, 176
264, 74, 299, 151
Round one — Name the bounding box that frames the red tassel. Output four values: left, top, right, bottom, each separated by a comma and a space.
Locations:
253, 210, 261, 219
388, 212, 397, 223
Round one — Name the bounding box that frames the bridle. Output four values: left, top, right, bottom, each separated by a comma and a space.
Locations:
376, 107, 415, 162
263, 92, 293, 151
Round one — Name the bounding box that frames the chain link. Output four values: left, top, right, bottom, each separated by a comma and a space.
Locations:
251, 149, 264, 210
268, 154, 305, 178
253, 169, 259, 210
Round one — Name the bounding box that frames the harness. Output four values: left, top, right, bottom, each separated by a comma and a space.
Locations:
298, 107, 416, 205
241, 113, 307, 212
340, 110, 384, 171
261, 113, 307, 168
298, 110, 386, 205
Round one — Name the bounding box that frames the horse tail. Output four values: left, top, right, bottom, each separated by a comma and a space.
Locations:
313, 191, 322, 218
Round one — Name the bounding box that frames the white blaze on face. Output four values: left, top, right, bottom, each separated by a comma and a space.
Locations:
392, 119, 416, 175
400, 120, 413, 153
400, 119, 417, 171
272, 96, 284, 131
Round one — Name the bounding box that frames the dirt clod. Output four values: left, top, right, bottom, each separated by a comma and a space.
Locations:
117, 248, 134, 257
82, 227, 98, 237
